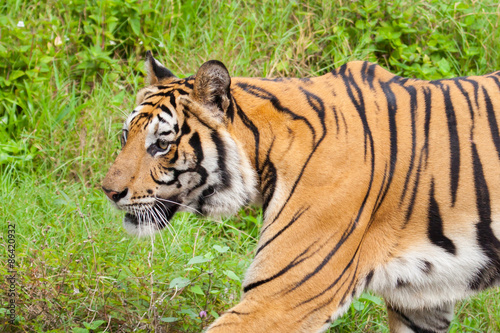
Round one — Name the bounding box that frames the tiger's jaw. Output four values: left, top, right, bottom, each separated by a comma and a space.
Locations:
120, 199, 180, 237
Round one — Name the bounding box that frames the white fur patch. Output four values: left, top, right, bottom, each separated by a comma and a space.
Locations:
491, 215, 500, 245
369, 236, 489, 309
200, 131, 258, 217
123, 216, 158, 237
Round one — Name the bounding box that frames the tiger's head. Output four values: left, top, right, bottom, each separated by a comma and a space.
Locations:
102, 52, 257, 236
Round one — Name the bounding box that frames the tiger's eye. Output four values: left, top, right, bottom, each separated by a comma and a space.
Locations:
157, 140, 170, 151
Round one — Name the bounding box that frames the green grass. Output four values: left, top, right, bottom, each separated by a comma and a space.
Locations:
1, 0, 500, 332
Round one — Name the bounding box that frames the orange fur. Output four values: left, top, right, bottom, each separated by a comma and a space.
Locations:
103, 55, 500, 332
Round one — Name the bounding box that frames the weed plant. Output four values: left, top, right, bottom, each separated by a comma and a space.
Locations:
1, 0, 499, 332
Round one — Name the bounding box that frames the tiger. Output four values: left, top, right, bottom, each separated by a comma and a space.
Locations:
102, 51, 500, 333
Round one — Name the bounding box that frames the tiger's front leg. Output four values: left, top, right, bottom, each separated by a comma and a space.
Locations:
205, 296, 338, 333
386, 301, 455, 333
204, 222, 373, 332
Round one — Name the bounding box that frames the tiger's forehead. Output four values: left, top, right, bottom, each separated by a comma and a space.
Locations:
125, 91, 187, 129
125, 102, 177, 129
124, 80, 194, 130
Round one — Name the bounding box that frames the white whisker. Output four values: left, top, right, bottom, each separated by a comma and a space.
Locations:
156, 197, 202, 215
154, 205, 180, 245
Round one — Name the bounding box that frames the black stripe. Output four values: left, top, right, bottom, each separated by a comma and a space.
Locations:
130, 112, 153, 130
360, 62, 369, 85
366, 63, 377, 90
483, 87, 500, 161
365, 270, 374, 287
255, 206, 309, 255
236, 82, 317, 143
454, 79, 474, 120
332, 106, 340, 136
342, 68, 371, 161
460, 77, 480, 109
360, 62, 377, 90
468, 140, 500, 290
146, 91, 174, 100
404, 87, 433, 223
372, 81, 398, 215
150, 169, 169, 186
337, 68, 375, 224
441, 84, 460, 206
399, 86, 417, 205
261, 142, 277, 212
299, 87, 325, 122
428, 180, 456, 255
235, 102, 260, 172
488, 74, 500, 93
210, 131, 231, 190
388, 306, 439, 333
422, 260, 433, 274
261, 86, 327, 232
168, 147, 179, 164
180, 121, 191, 135
404, 151, 424, 223
189, 132, 203, 163
294, 243, 360, 306
226, 94, 235, 122
182, 78, 194, 90
423, 87, 432, 166
243, 241, 319, 293
286, 218, 358, 292
157, 115, 168, 124
382, 81, 398, 197
169, 94, 177, 111
293, 252, 360, 326
226, 310, 249, 315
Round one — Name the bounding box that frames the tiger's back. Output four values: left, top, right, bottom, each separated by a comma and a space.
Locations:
103, 55, 500, 332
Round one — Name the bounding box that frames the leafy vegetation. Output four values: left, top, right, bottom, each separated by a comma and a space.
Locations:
1, 0, 499, 332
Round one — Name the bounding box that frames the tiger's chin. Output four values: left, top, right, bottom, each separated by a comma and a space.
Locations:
123, 214, 160, 237
122, 201, 180, 238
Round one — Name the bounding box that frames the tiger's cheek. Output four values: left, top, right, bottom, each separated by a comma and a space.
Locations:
178, 172, 202, 189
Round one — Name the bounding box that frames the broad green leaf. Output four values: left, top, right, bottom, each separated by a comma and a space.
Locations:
437, 58, 451, 75
169, 277, 190, 289
352, 300, 365, 311
190, 285, 204, 295
213, 245, 229, 253
129, 17, 140, 36
72, 328, 89, 333
9, 70, 24, 81
161, 317, 179, 323
187, 255, 210, 265
84, 320, 106, 330
223, 270, 240, 282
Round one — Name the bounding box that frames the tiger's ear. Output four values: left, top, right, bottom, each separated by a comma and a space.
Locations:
191, 60, 231, 116
145, 51, 176, 85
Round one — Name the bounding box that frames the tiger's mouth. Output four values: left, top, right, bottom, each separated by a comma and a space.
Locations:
124, 198, 180, 230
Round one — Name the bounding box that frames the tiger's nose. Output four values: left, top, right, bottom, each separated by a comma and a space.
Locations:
102, 187, 128, 203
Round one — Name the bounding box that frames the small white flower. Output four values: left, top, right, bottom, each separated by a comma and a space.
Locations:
109, 40, 116, 45
139, 41, 143, 45
159, 42, 165, 48
17, 21, 25, 28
